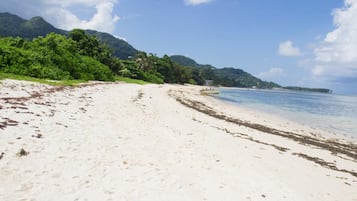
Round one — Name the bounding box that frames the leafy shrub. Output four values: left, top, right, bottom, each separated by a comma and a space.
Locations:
0, 33, 114, 81
142, 72, 164, 84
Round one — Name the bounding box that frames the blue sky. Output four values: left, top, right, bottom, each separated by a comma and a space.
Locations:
1, 0, 357, 94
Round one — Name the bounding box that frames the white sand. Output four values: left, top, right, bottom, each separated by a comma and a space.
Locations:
0, 79, 356, 201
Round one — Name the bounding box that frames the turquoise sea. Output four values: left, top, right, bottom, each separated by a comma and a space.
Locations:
216, 88, 357, 139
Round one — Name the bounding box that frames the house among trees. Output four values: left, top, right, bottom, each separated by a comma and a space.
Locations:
205, 80, 213, 86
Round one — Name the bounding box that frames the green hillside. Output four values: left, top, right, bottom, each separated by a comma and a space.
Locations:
171, 55, 280, 88
0, 13, 138, 59
170, 55, 200, 67
0, 12, 66, 38
0, 12, 281, 89
84, 30, 137, 60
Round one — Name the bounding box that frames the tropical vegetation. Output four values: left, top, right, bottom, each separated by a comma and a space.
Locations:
0, 12, 281, 88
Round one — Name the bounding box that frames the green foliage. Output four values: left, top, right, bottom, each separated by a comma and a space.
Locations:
190, 68, 205, 85
283, 86, 331, 93
0, 33, 114, 81
69, 29, 121, 76
213, 68, 280, 88
120, 59, 164, 84
170, 55, 200, 67
0, 12, 137, 61
0, 30, 279, 88
171, 55, 281, 88
142, 72, 164, 84
133, 53, 193, 84
69, 29, 100, 57
0, 12, 282, 88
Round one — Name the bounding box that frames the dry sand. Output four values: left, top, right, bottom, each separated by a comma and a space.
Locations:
0, 79, 356, 201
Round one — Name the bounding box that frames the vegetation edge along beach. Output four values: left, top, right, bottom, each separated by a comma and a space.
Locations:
1, 12, 323, 91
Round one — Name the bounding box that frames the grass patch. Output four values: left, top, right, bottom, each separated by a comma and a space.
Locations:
0, 73, 152, 86
115, 76, 150, 85
0, 72, 88, 86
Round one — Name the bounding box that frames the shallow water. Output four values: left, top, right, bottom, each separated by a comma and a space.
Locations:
216, 88, 357, 138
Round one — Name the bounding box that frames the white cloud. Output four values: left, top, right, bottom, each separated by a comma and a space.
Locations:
278, 40, 301, 56
43, 0, 117, 7
0, 0, 119, 34
184, 0, 213, 6
258, 68, 285, 80
114, 35, 127, 42
313, 0, 357, 78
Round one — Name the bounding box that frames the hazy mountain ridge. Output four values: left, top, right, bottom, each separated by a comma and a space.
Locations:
170, 55, 216, 70
170, 55, 280, 88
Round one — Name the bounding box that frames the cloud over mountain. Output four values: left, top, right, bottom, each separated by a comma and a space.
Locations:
258, 68, 285, 80
0, 0, 119, 34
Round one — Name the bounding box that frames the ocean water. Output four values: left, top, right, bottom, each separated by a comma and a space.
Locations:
215, 88, 357, 138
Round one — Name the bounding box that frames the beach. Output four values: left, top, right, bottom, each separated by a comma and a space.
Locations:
0, 79, 356, 201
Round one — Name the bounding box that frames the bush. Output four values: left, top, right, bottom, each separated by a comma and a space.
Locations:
0, 34, 114, 81
142, 72, 164, 84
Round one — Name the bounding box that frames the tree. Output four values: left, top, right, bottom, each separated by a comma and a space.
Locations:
0, 33, 114, 81
135, 51, 153, 72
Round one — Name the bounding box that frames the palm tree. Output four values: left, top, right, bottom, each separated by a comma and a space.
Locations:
136, 52, 154, 72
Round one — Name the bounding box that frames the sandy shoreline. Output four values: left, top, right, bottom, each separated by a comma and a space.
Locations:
0, 79, 356, 201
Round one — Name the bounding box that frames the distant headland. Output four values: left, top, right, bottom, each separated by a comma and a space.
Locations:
282, 86, 332, 94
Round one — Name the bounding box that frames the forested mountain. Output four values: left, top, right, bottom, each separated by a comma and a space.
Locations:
170, 55, 216, 70
171, 55, 280, 88
0, 12, 66, 38
170, 55, 201, 67
0, 13, 137, 59
84, 30, 137, 60
213, 68, 280, 88
0, 12, 280, 89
